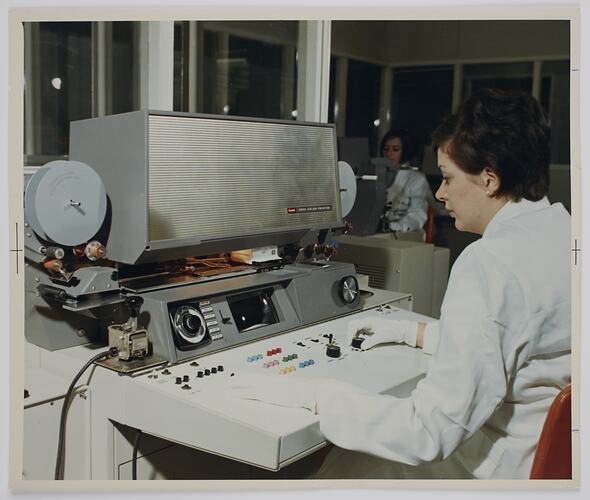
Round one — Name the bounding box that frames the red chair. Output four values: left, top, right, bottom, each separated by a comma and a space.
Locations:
530, 385, 572, 479
424, 205, 435, 243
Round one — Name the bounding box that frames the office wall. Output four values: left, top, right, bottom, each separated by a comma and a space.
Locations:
331, 20, 570, 65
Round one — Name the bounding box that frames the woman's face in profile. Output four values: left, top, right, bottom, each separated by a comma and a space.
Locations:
435, 146, 490, 234
383, 137, 403, 168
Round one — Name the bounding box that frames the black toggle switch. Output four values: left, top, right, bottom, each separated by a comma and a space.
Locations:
162, 369, 171, 375
175, 377, 182, 384
218, 365, 224, 372
183, 375, 189, 382
197, 371, 204, 378
190, 361, 199, 367
181, 384, 191, 390
204, 369, 211, 376
211, 367, 217, 374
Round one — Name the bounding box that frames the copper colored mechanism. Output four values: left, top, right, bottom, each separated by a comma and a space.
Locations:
85, 241, 107, 261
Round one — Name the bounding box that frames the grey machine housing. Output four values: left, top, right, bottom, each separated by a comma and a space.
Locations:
69, 110, 345, 265
25, 111, 361, 361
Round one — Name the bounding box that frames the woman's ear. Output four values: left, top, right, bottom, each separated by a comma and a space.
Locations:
481, 167, 501, 197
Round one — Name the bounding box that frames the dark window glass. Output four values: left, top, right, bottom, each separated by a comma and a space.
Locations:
541, 60, 570, 165
198, 26, 297, 120
173, 21, 185, 112
463, 62, 534, 98
390, 66, 453, 165
328, 56, 336, 125
33, 22, 92, 157
111, 22, 138, 114
345, 59, 381, 157
227, 36, 282, 118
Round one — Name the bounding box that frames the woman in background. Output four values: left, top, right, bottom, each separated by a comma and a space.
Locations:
377, 128, 432, 233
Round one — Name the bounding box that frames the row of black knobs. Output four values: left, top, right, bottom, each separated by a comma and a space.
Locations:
174, 366, 224, 384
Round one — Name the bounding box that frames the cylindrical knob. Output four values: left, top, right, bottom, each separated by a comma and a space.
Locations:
326, 344, 341, 358
125, 296, 144, 318
43, 246, 65, 259
351, 337, 364, 349
175, 377, 182, 385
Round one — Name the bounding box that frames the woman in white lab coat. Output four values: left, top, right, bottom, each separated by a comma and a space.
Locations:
226, 89, 571, 479
378, 128, 431, 233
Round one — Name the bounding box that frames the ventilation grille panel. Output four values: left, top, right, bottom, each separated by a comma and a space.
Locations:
355, 264, 386, 289
147, 115, 340, 242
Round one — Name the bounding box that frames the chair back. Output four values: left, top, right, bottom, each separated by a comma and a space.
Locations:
530, 385, 572, 479
424, 205, 435, 243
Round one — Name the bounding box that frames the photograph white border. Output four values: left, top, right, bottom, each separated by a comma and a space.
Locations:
2, 1, 584, 497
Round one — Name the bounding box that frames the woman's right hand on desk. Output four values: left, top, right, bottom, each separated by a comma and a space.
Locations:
347, 316, 439, 354
346, 317, 420, 350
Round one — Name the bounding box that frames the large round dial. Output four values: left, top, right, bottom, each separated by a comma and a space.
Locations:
338, 275, 359, 304
173, 305, 207, 344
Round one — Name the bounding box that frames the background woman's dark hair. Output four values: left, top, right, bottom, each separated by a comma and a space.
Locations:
380, 127, 415, 165
431, 88, 551, 201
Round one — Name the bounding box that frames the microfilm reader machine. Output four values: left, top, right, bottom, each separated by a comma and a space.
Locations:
23, 111, 432, 480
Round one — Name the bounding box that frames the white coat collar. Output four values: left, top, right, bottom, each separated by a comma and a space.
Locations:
484, 197, 550, 237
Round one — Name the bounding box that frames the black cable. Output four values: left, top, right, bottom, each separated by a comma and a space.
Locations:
132, 429, 142, 480
54, 348, 115, 480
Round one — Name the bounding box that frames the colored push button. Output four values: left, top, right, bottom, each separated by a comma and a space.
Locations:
282, 353, 299, 362
263, 360, 279, 368
247, 354, 264, 363
279, 366, 297, 375
298, 359, 316, 368
266, 347, 283, 356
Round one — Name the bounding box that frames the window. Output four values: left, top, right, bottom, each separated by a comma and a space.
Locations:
24, 22, 92, 163
390, 66, 454, 165
462, 61, 534, 97
541, 60, 570, 165
173, 21, 298, 120
23, 21, 140, 166
345, 59, 381, 157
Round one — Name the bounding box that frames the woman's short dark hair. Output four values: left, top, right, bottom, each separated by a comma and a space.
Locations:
432, 88, 551, 201
380, 127, 415, 164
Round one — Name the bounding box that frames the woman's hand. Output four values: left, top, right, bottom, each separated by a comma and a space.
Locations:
346, 316, 422, 350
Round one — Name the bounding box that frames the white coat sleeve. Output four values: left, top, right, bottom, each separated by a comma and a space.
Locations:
314, 246, 513, 465
395, 174, 430, 231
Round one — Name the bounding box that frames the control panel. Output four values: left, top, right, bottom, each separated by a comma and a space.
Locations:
121, 303, 432, 471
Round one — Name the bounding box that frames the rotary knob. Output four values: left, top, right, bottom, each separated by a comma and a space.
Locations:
173, 305, 206, 344
326, 344, 341, 358
338, 275, 359, 304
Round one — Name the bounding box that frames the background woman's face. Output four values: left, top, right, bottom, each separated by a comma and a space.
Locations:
383, 137, 403, 168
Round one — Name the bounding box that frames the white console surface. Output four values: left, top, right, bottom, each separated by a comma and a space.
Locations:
118, 304, 432, 470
